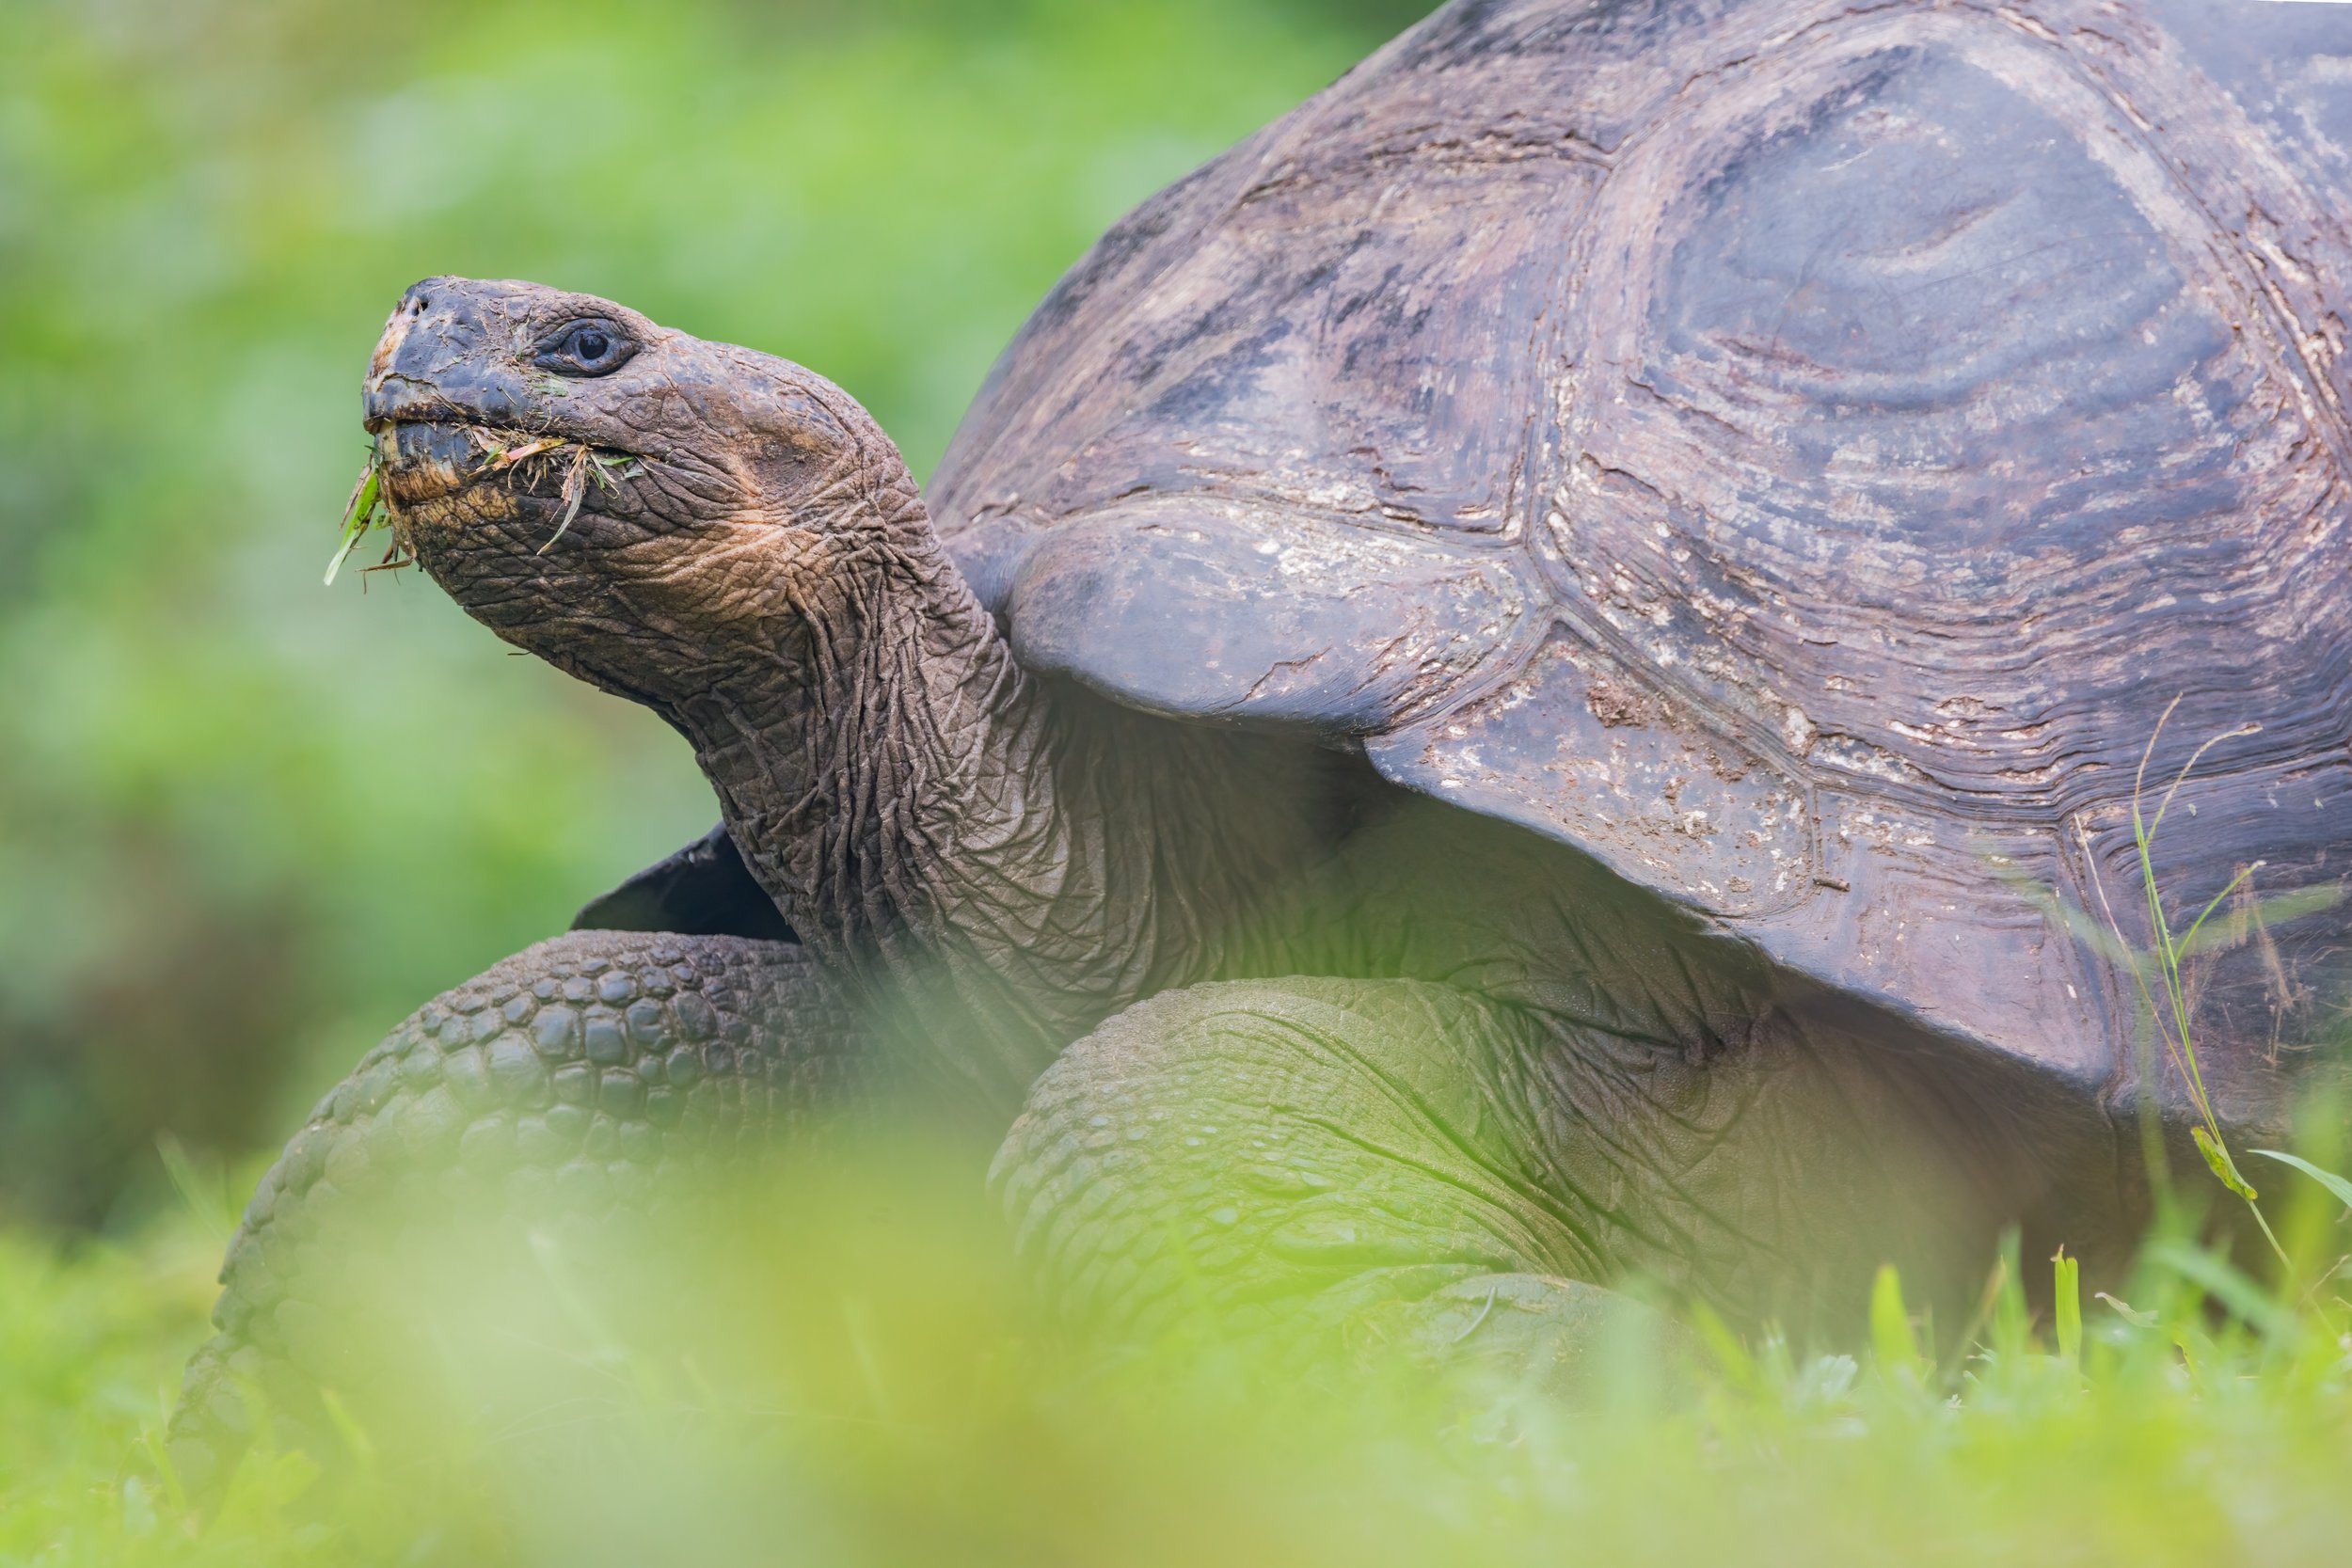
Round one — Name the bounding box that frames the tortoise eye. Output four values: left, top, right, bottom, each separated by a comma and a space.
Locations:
536, 319, 634, 377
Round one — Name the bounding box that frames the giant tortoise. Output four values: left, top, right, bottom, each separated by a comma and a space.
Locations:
174, 0, 2352, 1469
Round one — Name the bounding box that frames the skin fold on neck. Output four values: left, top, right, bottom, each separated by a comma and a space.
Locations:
694, 479, 1355, 1097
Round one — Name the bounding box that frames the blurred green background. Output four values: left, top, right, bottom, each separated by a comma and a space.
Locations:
13, 14, 2352, 1564
0, 0, 1433, 1227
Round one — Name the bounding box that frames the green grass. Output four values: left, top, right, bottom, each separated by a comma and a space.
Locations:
8, 1132, 2352, 1568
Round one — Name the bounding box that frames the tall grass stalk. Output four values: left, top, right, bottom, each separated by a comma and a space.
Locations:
2074, 699, 2290, 1272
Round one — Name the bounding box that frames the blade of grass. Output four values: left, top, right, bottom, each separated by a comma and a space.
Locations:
2179, 883, 2344, 959
1683, 1300, 1756, 1394
537, 445, 591, 555
2173, 863, 2264, 964
325, 456, 383, 585
2251, 1149, 2352, 1213
2146, 1237, 2299, 1341
2052, 1247, 2081, 1368
153, 1132, 230, 1245
1991, 1227, 2029, 1359
1869, 1264, 1924, 1384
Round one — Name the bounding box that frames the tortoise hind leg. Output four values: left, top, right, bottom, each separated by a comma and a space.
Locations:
991, 978, 1681, 1398
166, 928, 863, 1499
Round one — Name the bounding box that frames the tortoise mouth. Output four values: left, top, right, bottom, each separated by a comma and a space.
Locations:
370, 416, 646, 557
376, 420, 481, 506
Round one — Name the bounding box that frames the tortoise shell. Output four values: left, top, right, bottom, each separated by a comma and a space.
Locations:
930, 0, 2352, 1111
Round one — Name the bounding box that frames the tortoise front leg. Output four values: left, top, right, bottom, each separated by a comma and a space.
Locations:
991, 978, 1679, 1396
167, 928, 862, 1497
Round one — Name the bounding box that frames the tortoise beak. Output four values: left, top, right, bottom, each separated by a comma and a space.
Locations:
361, 286, 432, 423
376, 421, 480, 506
361, 277, 534, 433
363, 279, 528, 505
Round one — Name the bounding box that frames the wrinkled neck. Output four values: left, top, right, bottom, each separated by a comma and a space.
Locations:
662, 467, 1095, 1091
638, 461, 1342, 1106
695, 562, 1027, 931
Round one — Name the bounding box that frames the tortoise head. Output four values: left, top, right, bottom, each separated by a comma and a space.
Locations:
361, 276, 920, 706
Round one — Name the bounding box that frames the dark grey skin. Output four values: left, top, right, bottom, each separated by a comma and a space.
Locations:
176, 0, 2352, 1480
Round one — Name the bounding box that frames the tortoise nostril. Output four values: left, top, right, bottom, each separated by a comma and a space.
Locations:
411, 295, 429, 313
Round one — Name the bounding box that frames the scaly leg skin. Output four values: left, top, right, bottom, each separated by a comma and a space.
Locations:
992, 978, 1684, 1400
167, 929, 861, 1497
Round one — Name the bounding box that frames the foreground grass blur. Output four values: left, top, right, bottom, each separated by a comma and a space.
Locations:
8, 1127, 2351, 1568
